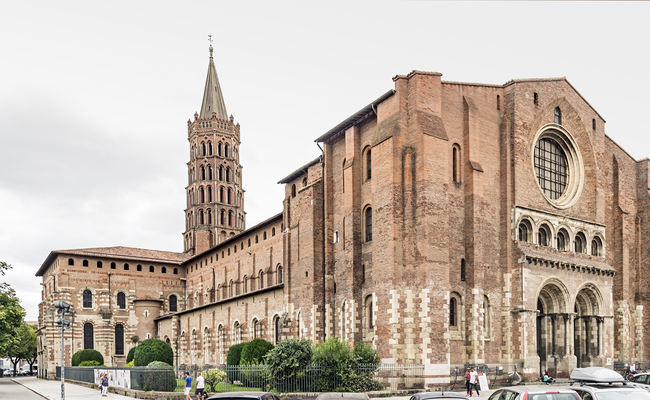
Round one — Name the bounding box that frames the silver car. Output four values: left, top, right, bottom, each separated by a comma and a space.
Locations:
487, 385, 581, 400
628, 373, 650, 393
565, 384, 650, 400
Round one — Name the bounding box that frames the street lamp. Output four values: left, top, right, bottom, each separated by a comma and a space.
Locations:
54, 300, 72, 400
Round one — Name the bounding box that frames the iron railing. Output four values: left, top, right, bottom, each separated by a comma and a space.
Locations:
57, 363, 425, 393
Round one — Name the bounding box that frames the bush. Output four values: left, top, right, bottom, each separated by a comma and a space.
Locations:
312, 337, 356, 391
240, 338, 274, 364
79, 360, 104, 367
71, 349, 104, 367
265, 339, 313, 392
203, 368, 228, 392
126, 347, 136, 363
125, 361, 134, 367
133, 338, 173, 366
134, 361, 176, 392
239, 360, 272, 389
226, 342, 246, 382
353, 342, 380, 365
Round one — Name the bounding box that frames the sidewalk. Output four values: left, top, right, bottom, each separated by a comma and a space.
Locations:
11, 376, 130, 399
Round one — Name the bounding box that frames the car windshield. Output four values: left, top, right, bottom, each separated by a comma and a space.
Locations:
594, 391, 650, 400
529, 395, 578, 400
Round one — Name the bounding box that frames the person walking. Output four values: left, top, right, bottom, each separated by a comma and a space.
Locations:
195, 371, 205, 400
469, 368, 480, 397
465, 367, 472, 397
184, 371, 192, 400
100, 373, 109, 397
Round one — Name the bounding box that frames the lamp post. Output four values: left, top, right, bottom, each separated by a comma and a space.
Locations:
54, 300, 72, 400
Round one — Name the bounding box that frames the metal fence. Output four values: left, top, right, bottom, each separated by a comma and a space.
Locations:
613, 360, 650, 374
58, 363, 425, 393
449, 362, 524, 390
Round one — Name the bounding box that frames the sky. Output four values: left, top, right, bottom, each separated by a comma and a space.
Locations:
1, 1, 649, 322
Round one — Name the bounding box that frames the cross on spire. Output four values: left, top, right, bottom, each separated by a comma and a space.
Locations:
208, 34, 213, 58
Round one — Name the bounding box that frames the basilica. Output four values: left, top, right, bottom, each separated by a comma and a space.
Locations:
36, 47, 650, 386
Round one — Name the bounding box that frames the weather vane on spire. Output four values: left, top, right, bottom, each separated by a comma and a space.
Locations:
208, 33, 213, 57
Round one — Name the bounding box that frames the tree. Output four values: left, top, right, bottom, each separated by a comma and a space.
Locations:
133, 338, 173, 366
0, 262, 26, 359
6, 323, 36, 375
71, 349, 104, 366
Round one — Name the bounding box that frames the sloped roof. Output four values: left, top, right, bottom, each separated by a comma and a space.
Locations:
199, 47, 228, 120
36, 246, 190, 276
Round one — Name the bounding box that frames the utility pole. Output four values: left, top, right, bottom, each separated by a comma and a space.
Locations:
54, 300, 72, 400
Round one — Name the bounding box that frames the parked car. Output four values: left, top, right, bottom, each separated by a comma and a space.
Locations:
207, 392, 280, 400
409, 392, 466, 399
487, 385, 581, 400
315, 394, 369, 400
563, 366, 650, 399
626, 373, 650, 393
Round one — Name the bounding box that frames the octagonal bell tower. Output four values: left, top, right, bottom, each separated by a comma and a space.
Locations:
183, 46, 245, 254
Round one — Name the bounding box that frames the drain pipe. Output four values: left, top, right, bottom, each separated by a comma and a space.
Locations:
317, 142, 326, 341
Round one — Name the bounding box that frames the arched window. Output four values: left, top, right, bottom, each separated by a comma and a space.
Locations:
162, 266, 167, 274
291, 184, 296, 198
111, 262, 116, 269
274, 315, 281, 344
277, 266, 283, 284
220, 210, 225, 225
124, 263, 129, 271
365, 295, 373, 331
452, 144, 461, 183
173, 268, 178, 275
244, 276, 248, 293
554, 107, 562, 125
460, 259, 466, 282
207, 209, 212, 224
272, 227, 276, 236
137, 264, 142, 271
228, 211, 233, 227
518, 220, 532, 242
591, 236, 603, 256
200, 166, 206, 180
255, 235, 259, 244
225, 144, 230, 158
228, 188, 232, 204
199, 210, 205, 225
234, 321, 242, 344
218, 166, 223, 181
149, 265, 155, 273
208, 165, 213, 180
117, 292, 126, 309
207, 186, 212, 202
201, 142, 206, 156
226, 168, 231, 182
217, 143, 222, 156
115, 324, 124, 355
83, 323, 94, 349
538, 224, 550, 247
208, 142, 213, 155
450, 297, 457, 327
366, 148, 372, 180
263, 231, 267, 240
557, 229, 569, 251
68, 258, 74, 266
200, 187, 205, 203
97, 261, 103, 268
82, 260, 88, 267
483, 295, 491, 338
259, 271, 264, 289
83, 290, 92, 308
575, 232, 586, 254
365, 207, 373, 242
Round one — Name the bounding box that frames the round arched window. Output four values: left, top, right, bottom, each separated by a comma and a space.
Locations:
531, 124, 584, 209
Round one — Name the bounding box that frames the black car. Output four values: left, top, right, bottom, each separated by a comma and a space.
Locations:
208, 392, 281, 400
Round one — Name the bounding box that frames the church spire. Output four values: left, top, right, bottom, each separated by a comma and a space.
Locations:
199, 44, 228, 120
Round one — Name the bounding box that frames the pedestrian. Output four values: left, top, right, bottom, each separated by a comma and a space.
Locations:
184, 371, 192, 400
465, 367, 472, 397
195, 371, 205, 400
469, 368, 480, 397
101, 373, 109, 397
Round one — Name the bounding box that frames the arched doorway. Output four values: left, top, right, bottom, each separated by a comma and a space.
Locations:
574, 284, 603, 367
536, 281, 569, 377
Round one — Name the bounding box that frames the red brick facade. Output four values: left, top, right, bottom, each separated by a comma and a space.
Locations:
37, 55, 650, 387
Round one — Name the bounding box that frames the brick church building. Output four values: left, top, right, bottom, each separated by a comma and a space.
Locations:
36, 47, 650, 386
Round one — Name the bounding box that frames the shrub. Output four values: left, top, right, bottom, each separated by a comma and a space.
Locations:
240, 338, 274, 364
126, 346, 136, 363
239, 360, 272, 388
312, 337, 356, 391
133, 338, 173, 366
134, 361, 176, 392
71, 349, 104, 367
353, 342, 380, 365
203, 368, 228, 392
125, 361, 134, 367
265, 339, 313, 392
79, 360, 104, 367
226, 342, 246, 382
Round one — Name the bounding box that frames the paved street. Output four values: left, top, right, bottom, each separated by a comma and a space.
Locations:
7, 376, 130, 399
0, 377, 46, 399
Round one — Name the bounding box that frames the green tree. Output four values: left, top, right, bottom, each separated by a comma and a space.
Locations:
265, 339, 313, 392
133, 338, 173, 366
240, 338, 274, 364
71, 349, 104, 366
0, 262, 26, 359
6, 323, 37, 376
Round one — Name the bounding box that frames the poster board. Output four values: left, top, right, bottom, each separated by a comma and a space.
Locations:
478, 373, 489, 392
94, 368, 131, 389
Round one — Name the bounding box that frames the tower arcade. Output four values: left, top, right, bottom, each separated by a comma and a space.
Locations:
183, 46, 245, 254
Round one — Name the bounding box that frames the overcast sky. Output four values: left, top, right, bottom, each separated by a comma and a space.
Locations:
1, 1, 649, 321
